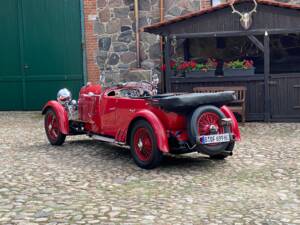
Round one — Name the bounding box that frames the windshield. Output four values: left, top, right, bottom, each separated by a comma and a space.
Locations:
100, 70, 123, 89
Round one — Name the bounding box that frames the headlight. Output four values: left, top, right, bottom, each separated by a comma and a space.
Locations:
57, 88, 72, 104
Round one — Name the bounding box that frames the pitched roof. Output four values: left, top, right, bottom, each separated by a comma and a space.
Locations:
142, 0, 300, 32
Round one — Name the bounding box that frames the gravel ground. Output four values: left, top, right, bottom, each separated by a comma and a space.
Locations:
0, 112, 300, 225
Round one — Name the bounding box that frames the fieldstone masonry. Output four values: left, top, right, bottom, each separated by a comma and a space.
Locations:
94, 0, 202, 82
94, 0, 300, 82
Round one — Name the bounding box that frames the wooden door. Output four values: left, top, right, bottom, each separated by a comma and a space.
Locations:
0, 0, 84, 110
270, 74, 300, 121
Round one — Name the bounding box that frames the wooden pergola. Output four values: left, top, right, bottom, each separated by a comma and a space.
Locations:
142, 0, 300, 122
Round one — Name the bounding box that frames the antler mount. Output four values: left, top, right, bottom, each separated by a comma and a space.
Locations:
230, 0, 258, 30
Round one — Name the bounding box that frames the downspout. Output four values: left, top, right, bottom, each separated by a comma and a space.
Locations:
160, 0, 165, 92
160, 0, 164, 23
80, 0, 87, 84
134, 0, 141, 68
160, 0, 164, 52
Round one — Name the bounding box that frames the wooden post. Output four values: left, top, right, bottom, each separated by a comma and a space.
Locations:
264, 31, 270, 122
160, 0, 165, 93
164, 36, 171, 92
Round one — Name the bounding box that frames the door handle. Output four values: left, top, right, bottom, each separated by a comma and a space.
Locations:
109, 107, 116, 111
24, 64, 29, 69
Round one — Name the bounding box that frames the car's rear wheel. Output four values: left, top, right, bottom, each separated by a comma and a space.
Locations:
130, 120, 163, 169
44, 109, 66, 146
188, 105, 232, 156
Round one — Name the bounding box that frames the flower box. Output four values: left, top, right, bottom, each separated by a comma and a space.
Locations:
185, 69, 216, 78
171, 71, 184, 77
223, 68, 255, 76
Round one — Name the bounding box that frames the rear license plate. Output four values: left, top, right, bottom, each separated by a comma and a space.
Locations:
200, 133, 230, 144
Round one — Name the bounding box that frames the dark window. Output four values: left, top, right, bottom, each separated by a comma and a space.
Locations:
270, 34, 300, 74
107, 91, 115, 96
188, 36, 264, 74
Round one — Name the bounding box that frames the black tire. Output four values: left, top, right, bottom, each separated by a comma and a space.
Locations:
209, 141, 235, 160
130, 120, 163, 169
44, 109, 66, 146
187, 105, 231, 155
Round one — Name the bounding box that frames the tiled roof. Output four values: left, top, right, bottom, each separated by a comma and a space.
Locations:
142, 0, 300, 32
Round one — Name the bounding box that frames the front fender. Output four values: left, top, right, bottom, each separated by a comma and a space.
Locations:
130, 110, 169, 153
42, 101, 69, 135
221, 105, 241, 141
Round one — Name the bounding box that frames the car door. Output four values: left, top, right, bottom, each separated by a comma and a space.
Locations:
100, 90, 117, 137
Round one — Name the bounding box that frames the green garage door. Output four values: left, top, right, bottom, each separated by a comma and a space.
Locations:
0, 0, 84, 110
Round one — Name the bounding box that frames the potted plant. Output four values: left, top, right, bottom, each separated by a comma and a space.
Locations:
223, 59, 255, 76
183, 58, 218, 78
161, 58, 218, 78
161, 60, 184, 77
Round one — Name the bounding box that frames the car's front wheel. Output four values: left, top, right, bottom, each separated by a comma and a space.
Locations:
130, 120, 163, 169
44, 109, 66, 146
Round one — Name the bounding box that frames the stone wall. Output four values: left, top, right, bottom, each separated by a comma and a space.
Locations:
95, 0, 203, 82
96, 0, 159, 79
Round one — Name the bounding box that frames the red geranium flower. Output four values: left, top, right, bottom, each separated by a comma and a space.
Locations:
189, 60, 197, 69
170, 60, 176, 69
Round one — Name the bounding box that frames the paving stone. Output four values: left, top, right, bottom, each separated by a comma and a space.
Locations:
0, 112, 300, 224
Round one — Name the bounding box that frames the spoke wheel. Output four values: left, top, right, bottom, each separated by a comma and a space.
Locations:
197, 112, 224, 146
133, 128, 153, 162
44, 109, 66, 145
130, 120, 163, 169
188, 105, 232, 156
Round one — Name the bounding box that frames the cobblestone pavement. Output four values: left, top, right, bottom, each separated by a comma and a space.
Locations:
0, 112, 300, 225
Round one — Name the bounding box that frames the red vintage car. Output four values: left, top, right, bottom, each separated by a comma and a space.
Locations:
42, 78, 240, 169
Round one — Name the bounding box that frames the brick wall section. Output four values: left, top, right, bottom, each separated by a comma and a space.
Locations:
83, 0, 99, 84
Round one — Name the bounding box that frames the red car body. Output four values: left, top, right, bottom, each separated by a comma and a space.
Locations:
43, 82, 240, 169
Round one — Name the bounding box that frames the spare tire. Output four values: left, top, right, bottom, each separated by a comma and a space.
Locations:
187, 105, 230, 155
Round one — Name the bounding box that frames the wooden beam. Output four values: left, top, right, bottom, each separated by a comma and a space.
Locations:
248, 35, 264, 52
264, 32, 271, 122
165, 28, 300, 39
164, 36, 171, 92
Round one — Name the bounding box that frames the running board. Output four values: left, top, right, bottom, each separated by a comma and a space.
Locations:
89, 134, 128, 147
91, 134, 115, 143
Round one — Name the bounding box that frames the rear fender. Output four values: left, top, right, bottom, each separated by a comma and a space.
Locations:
221, 105, 241, 141
42, 101, 69, 135
129, 110, 169, 153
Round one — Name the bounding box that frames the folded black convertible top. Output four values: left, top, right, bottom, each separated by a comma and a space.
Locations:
152, 91, 236, 112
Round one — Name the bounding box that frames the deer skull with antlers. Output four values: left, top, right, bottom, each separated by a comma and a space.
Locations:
230, 0, 258, 30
